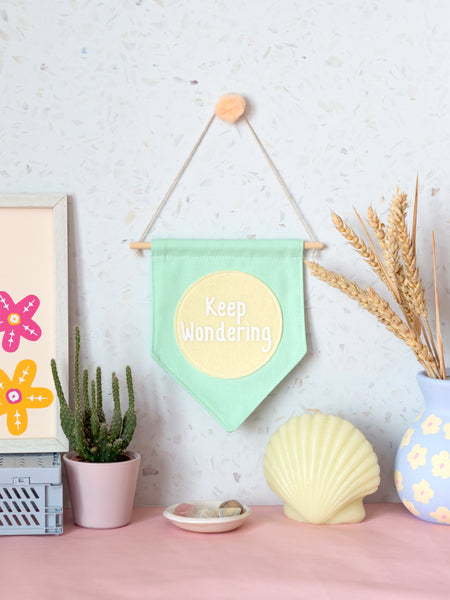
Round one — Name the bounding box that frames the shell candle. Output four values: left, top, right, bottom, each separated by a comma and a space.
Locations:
263, 412, 380, 524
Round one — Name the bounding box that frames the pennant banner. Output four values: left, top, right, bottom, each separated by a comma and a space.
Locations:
151, 239, 306, 431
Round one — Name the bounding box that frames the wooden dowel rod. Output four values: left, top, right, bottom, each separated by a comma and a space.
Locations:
129, 241, 324, 250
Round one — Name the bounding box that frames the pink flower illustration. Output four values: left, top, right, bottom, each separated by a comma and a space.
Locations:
0, 292, 42, 353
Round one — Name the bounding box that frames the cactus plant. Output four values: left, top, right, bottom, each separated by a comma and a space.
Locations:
51, 326, 137, 462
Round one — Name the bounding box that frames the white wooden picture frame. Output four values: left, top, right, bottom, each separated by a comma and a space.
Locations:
0, 194, 69, 452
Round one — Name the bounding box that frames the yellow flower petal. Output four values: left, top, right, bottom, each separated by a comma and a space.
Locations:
430, 506, 450, 524
413, 479, 434, 504
394, 470, 403, 491
431, 451, 450, 479
407, 444, 427, 470
443, 423, 450, 440
400, 427, 414, 448
6, 403, 28, 436
402, 498, 420, 516
421, 414, 442, 435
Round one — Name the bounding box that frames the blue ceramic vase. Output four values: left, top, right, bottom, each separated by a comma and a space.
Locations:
395, 371, 450, 524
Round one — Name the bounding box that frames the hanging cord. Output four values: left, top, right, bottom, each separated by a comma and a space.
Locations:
137, 113, 216, 245
242, 115, 318, 257
133, 94, 322, 255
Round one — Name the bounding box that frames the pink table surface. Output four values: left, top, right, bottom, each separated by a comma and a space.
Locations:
0, 503, 448, 599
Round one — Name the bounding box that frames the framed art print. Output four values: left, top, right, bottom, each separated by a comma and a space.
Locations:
0, 194, 69, 452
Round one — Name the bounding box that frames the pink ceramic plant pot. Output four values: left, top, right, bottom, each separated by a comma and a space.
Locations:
63, 450, 141, 529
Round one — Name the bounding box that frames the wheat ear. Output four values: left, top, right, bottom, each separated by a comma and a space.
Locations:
331, 212, 388, 286
367, 205, 386, 249
353, 206, 402, 305
306, 260, 438, 378
388, 188, 440, 364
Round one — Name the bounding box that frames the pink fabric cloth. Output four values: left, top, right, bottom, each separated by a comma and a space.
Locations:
1, 504, 447, 599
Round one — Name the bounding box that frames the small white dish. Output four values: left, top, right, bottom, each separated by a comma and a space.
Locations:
163, 500, 251, 533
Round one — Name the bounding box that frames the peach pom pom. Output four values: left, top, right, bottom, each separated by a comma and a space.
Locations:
215, 94, 246, 123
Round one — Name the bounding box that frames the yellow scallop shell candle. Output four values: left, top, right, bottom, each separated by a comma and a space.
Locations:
263, 412, 381, 524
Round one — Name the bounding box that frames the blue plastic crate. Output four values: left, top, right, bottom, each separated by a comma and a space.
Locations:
0, 453, 63, 535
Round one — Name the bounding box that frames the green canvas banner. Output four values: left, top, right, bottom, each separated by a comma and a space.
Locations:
151, 239, 306, 431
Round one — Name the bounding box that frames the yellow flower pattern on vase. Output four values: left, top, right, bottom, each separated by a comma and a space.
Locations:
414, 410, 424, 422
402, 498, 420, 517
430, 506, 450, 524
400, 427, 414, 448
421, 414, 441, 435
394, 470, 403, 491
395, 371, 450, 525
431, 451, 450, 479
0, 359, 53, 436
413, 479, 434, 504
407, 444, 427, 470
443, 423, 450, 440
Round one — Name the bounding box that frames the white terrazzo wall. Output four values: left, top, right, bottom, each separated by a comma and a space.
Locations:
1, 0, 450, 505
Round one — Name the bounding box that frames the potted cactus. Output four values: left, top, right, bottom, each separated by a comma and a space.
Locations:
51, 326, 140, 529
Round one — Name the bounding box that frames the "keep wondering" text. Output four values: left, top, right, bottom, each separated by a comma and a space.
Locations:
179, 296, 272, 353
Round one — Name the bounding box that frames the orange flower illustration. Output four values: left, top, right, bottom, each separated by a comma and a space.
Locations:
0, 359, 53, 435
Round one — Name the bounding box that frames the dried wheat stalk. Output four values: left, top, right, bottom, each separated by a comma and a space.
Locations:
367, 206, 386, 249
307, 185, 446, 379
388, 189, 440, 363
432, 232, 446, 379
331, 213, 380, 273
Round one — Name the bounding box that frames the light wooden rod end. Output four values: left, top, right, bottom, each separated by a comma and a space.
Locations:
130, 242, 152, 249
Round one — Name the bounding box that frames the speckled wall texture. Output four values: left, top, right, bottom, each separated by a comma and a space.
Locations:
1, 0, 450, 505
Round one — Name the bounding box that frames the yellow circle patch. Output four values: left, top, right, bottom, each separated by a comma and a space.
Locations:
175, 271, 283, 379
